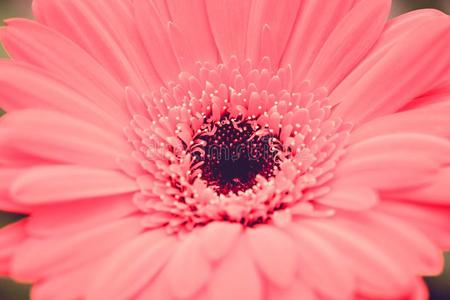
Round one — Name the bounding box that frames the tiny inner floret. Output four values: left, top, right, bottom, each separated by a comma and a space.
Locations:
189, 115, 283, 195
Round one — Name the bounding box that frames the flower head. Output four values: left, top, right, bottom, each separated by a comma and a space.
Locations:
0, 1, 449, 299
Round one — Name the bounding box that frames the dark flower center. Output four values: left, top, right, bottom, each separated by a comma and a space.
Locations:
190, 116, 282, 195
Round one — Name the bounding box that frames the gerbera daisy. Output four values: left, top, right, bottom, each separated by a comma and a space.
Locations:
0, 0, 449, 299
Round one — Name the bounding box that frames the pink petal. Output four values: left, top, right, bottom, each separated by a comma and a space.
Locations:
388, 167, 450, 205
0, 169, 30, 213
31, 258, 106, 300
205, 0, 252, 61
317, 185, 378, 211
208, 237, 262, 300
0, 221, 26, 276
88, 230, 176, 300
0, 109, 130, 169
342, 211, 443, 276
378, 202, 450, 250
246, 0, 302, 65
166, 0, 218, 64
0, 61, 122, 133
134, 0, 181, 82
1, 18, 127, 121
350, 102, 450, 143
375, 9, 446, 51
11, 217, 142, 281
246, 225, 298, 288
268, 278, 317, 300
303, 220, 414, 298
331, 17, 450, 124
11, 166, 138, 204
403, 82, 450, 110
282, 0, 355, 84
199, 222, 242, 261
26, 194, 137, 237
33, 0, 161, 91
288, 224, 355, 299
167, 235, 211, 299
307, 0, 390, 89
335, 134, 450, 191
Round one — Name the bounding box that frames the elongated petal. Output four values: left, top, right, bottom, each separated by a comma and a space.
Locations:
199, 222, 242, 261
11, 217, 142, 281
303, 219, 414, 298
282, 0, 356, 84
307, 0, 390, 89
205, 0, 252, 62
88, 230, 175, 300
0, 169, 30, 213
331, 18, 450, 124
335, 134, 450, 190
208, 237, 262, 300
11, 166, 138, 204
245, 0, 302, 65
0, 109, 130, 168
33, 0, 161, 91
166, 0, 218, 64
246, 226, 298, 288
26, 194, 137, 237
288, 224, 355, 298
0, 221, 26, 276
167, 235, 211, 299
350, 101, 450, 143
0, 61, 123, 132
1, 18, 127, 120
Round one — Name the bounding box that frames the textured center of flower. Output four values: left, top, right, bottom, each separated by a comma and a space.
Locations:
190, 115, 282, 195
126, 57, 352, 233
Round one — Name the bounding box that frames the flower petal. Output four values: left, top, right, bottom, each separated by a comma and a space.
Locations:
205, 0, 252, 61
88, 230, 176, 300
350, 101, 450, 143
317, 185, 378, 211
288, 224, 355, 298
26, 194, 137, 237
331, 17, 450, 124
11, 217, 142, 281
166, 0, 218, 64
0, 169, 30, 213
208, 237, 262, 300
134, 0, 181, 82
0, 61, 122, 132
246, 225, 298, 288
378, 201, 450, 250
0, 18, 127, 120
335, 134, 450, 191
199, 222, 242, 261
0, 109, 130, 169
390, 168, 450, 205
282, 0, 356, 84
245, 0, 302, 65
306, 0, 390, 89
11, 166, 139, 204
167, 235, 211, 299
33, 0, 161, 91
0, 221, 26, 276
303, 219, 414, 298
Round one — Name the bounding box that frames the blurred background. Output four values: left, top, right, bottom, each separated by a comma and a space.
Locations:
0, 0, 449, 299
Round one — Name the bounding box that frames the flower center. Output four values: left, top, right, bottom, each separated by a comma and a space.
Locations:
125, 57, 352, 233
189, 115, 282, 195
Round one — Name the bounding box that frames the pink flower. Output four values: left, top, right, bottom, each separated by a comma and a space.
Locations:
0, 0, 449, 299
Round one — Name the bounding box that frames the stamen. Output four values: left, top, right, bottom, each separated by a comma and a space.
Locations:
189, 115, 282, 195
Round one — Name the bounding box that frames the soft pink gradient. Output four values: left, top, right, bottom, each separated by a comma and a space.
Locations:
0, 1, 449, 299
